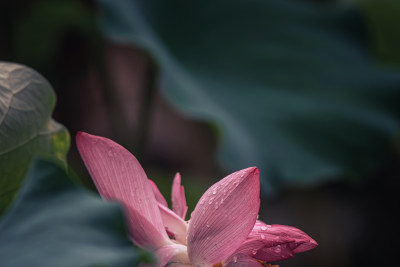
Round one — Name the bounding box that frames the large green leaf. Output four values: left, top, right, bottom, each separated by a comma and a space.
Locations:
0, 62, 70, 215
0, 159, 145, 267
98, 0, 400, 190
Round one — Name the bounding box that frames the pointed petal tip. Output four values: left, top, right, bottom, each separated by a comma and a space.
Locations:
238, 167, 260, 191
303, 237, 318, 251
76, 131, 97, 145
76, 131, 100, 141
291, 236, 318, 254
76, 132, 120, 153
237, 167, 260, 179
174, 172, 181, 182
76, 131, 88, 138
76, 131, 83, 141
311, 238, 318, 246
246, 166, 259, 175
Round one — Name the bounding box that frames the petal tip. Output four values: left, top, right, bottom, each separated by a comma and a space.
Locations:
240, 167, 259, 178
243, 167, 260, 187
76, 131, 83, 140
248, 167, 259, 175
310, 238, 318, 247
76, 131, 92, 143
76, 132, 112, 147
174, 172, 181, 181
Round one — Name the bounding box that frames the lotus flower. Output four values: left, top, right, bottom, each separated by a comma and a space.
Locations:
77, 132, 317, 267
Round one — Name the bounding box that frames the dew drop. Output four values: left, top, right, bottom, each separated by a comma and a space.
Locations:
275, 245, 281, 253
212, 189, 217, 195
233, 256, 237, 263
261, 234, 265, 239
261, 226, 267, 231
252, 249, 257, 255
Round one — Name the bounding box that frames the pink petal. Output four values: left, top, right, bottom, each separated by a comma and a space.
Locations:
171, 173, 188, 219
158, 203, 188, 245
235, 220, 318, 262
224, 254, 263, 267
149, 179, 168, 207
226, 239, 266, 259
124, 204, 173, 249
140, 244, 189, 267
76, 132, 170, 248
254, 244, 295, 262
187, 167, 260, 266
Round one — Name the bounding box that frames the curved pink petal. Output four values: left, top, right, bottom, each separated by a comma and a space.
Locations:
124, 204, 173, 249
254, 243, 295, 262
224, 254, 263, 267
76, 132, 170, 248
187, 167, 260, 266
140, 244, 189, 267
149, 179, 168, 207
234, 220, 317, 262
158, 203, 188, 245
171, 173, 188, 219
226, 239, 266, 259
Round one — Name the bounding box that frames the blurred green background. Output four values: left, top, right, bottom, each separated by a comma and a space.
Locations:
1, 0, 400, 266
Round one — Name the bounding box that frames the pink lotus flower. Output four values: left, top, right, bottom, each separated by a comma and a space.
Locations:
77, 132, 317, 267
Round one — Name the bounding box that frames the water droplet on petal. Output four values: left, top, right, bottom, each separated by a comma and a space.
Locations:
233, 256, 237, 263
261, 234, 265, 239
252, 249, 257, 255
261, 226, 267, 231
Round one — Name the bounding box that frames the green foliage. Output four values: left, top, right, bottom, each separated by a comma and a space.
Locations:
98, 0, 400, 190
14, 0, 99, 72
0, 62, 70, 216
0, 159, 145, 267
360, 0, 400, 66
